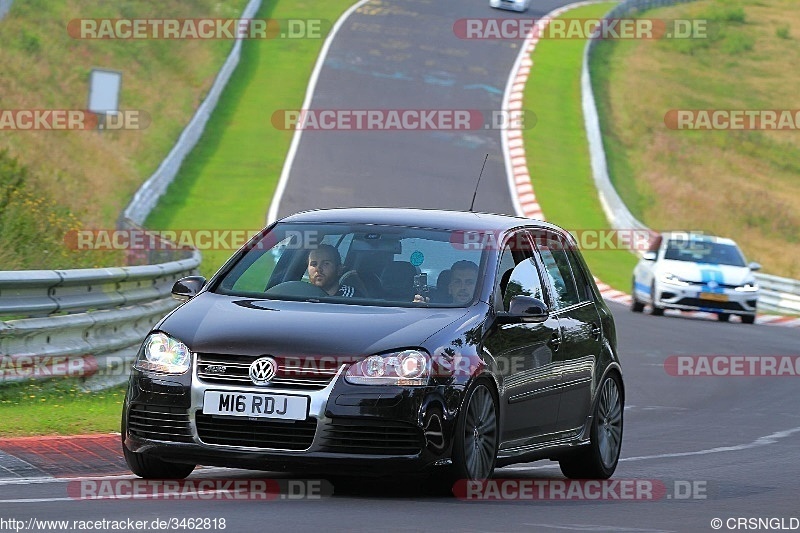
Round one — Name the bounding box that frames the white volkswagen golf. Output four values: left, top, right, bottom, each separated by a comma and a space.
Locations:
631, 232, 760, 323
489, 0, 531, 13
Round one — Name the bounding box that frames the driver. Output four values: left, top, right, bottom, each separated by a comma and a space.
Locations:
307, 244, 362, 297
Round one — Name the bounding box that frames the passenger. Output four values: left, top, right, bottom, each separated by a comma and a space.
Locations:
414, 260, 479, 304
447, 260, 479, 305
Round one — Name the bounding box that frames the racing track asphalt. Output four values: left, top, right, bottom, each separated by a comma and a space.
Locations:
2, 1, 798, 531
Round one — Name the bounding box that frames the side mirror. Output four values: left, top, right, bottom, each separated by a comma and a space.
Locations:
171, 276, 207, 302
748, 262, 761, 271
642, 251, 657, 261
504, 296, 549, 323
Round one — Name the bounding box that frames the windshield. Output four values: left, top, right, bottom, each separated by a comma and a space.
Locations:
663, 239, 746, 267
213, 223, 487, 307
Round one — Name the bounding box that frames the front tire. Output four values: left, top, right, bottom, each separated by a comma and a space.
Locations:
741, 314, 756, 324
121, 412, 195, 479
717, 313, 730, 322
559, 373, 623, 479
650, 283, 664, 316
123, 443, 195, 479
451, 380, 498, 482
631, 279, 644, 312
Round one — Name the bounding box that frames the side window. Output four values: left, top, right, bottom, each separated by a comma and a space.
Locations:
495, 232, 543, 311
566, 249, 593, 302
505, 259, 544, 310
536, 234, 581, 309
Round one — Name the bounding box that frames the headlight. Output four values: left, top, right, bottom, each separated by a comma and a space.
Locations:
735, 283, 759, 292
659, 272, 690, 286
134, 332, 192, 374
345, 349, 429, 386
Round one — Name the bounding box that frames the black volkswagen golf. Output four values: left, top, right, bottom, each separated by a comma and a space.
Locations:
122, 208, 623, 482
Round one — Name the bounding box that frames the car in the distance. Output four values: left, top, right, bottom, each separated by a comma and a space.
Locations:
122, 208, 623, 484
631, 232, 760, 323
489, 0, 531, 13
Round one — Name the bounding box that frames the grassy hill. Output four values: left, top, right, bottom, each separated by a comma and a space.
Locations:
591, 0, 800, 278
0, 0, 247, 269
146, 0, 357, 277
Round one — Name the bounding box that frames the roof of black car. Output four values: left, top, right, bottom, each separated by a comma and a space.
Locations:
279, 207, 562, 233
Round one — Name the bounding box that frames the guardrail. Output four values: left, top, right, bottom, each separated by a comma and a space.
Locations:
753, 274, 800, 315
582, 0, 800, 316
1, 0, 263, 389
0, 248, 200, 390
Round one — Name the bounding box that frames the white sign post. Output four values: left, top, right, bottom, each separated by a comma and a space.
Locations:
88, 68, 122, 130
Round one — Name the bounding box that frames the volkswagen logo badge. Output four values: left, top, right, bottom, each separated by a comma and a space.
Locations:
249, 357, 277, 385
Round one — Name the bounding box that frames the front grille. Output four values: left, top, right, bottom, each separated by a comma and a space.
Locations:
682, 281, 741, 290
128, 404, 193, 443
197, 353, 339, 390
195, 413, 316, 450
320, 418, 423, 456
677, 298, 745, 311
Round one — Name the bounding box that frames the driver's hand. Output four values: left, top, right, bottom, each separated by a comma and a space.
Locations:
413, 294, 429, 303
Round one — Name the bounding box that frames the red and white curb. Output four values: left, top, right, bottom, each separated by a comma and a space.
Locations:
500, 1, 800, 328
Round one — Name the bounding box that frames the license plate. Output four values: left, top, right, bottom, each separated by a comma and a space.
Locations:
203, 391, 308, 421
700, 292, 729, 302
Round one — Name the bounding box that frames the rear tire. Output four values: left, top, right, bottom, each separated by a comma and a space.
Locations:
741, 314, 756, 324
559, 373, 623, 480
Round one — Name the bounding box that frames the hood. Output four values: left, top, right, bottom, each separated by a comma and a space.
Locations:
656, 260, 755, 286
158, 292, 469, 359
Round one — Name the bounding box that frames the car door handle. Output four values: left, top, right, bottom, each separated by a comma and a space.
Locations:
590, 323, 601, 340
548, 331, 561, 351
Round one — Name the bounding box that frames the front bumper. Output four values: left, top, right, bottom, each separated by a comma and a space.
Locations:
654, 281, 758, 315
122, 365, 457, 474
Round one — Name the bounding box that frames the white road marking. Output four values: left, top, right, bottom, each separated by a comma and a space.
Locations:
620, 426, 800, 462
266, 0, 373, 224
498, 426, 800, 471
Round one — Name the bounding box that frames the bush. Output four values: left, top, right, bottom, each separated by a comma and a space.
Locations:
0, 150, 122, 270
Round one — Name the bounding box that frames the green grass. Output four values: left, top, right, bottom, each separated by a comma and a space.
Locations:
0, 380, 126, 437
147, 0, 358, 278
0, 0, 248, 269
589, 0, 800, 279
522, 2, 637, 291
0, 0, 358, 437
